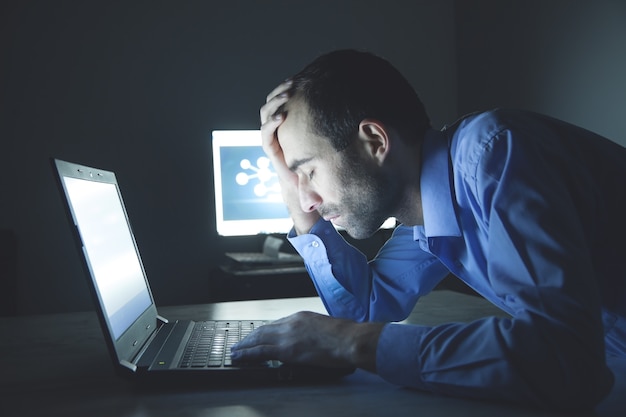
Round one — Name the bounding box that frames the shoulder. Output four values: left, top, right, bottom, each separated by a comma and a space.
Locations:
446, 109, 548, 201
450, 108, 565, 146
449, 109, 543, 168
448, 110, 508, 175
451, 108, 533, 142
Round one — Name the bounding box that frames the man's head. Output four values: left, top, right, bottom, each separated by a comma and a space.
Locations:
275, 50, 428, 238
286, 49, 431, 151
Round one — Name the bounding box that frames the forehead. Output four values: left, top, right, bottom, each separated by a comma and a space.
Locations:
277, 99, 334, 169
277, 97, 310, 138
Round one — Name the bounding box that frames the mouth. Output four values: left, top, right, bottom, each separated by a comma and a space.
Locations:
323, 214, 336, 221
323, 215, 341, 225
320, 207, 341, 225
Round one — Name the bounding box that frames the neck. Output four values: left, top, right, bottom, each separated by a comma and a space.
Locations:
395, 184, 423, 226
391, 142, 424, 226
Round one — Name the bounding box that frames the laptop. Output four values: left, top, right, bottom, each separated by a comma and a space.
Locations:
51, 158, 353, 385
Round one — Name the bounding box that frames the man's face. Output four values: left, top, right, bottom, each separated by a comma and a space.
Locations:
277, 100, 399, 239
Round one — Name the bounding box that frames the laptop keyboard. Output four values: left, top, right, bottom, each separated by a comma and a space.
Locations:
179, 320, 268, 368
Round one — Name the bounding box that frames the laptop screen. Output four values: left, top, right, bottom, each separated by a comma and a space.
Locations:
62, 175, 152, 340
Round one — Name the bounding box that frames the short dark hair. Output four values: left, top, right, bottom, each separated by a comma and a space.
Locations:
290, 49, 431, 151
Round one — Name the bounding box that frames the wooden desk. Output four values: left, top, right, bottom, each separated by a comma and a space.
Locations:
1, 291, 623, 417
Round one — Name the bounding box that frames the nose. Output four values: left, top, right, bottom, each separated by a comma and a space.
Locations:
298, 178, 322, 213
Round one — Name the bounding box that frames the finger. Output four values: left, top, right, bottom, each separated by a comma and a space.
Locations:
260, 120, 284, 160
260, 80, 293, 125
260, 106, 285, 133
230, 326, 280, 362
232, 323, 278, 350
265, 79, 293, 104
260, 92, 289, 126
230, 344, 277, 363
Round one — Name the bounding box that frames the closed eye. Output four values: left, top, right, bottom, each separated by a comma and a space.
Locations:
288, 157, 315, 173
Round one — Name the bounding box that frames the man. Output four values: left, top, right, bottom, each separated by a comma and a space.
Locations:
230, 50, 626, 410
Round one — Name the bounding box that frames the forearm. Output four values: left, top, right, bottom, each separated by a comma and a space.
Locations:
377, 315, 613, 410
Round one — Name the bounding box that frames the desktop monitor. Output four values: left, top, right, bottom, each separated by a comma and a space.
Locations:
211, 130, 397, 237
212, 130, 293, 237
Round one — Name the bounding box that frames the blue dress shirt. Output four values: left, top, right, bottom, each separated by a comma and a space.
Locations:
288, 109, 626, 410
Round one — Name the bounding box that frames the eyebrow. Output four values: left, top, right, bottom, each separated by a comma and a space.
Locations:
288, 157, 315, 172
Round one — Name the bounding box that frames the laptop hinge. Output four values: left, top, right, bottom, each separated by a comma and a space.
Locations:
157, 315, 169, 324
120, 359, 138, 372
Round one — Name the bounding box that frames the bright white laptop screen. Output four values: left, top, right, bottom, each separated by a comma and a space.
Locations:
62, 176, 152, 339
212, 130, 293, 237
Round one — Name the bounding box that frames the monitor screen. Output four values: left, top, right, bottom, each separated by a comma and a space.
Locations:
211, 130, 397, 237
212, 130, 293, 236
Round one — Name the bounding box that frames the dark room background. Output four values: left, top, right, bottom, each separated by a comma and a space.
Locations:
1, 0, 624, 315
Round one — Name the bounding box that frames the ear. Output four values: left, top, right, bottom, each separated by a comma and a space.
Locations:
357, 119, 390, 165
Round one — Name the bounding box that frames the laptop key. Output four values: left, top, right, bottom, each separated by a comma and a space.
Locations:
179, 320, 268, 368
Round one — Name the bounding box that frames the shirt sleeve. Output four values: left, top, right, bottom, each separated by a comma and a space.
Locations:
379, 120, 614, 410
288, 220, 449, 322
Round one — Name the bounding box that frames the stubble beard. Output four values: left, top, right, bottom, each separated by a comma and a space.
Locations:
331, 152, 402, 239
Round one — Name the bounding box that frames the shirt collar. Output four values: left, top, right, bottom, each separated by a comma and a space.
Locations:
418, 129, 461, 238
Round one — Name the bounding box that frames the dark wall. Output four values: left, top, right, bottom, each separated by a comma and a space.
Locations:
5, 1, 622, 315
455, 0, 626, 146
1, 0, 457, 314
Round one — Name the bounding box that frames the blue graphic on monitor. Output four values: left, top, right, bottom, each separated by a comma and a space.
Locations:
220, 146, 289, 221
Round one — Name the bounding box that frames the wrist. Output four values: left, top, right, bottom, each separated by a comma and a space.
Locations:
345, 322, 386, 372
291, 213, 320, 235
